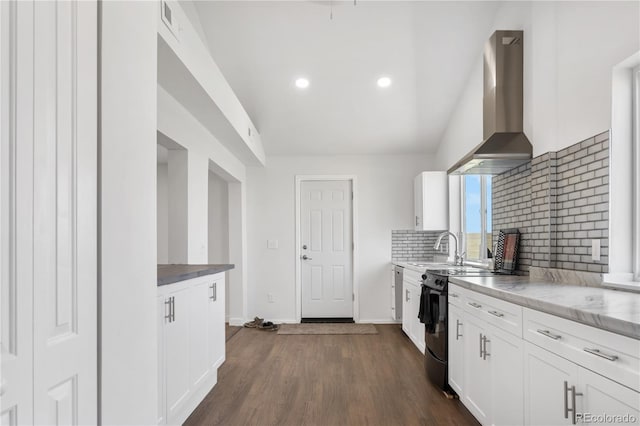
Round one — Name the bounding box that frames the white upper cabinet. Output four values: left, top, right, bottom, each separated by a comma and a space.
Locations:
414, 172, 448, 231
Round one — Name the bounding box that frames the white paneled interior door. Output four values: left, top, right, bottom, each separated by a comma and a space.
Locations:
300, 180, 353, 318
1, 1, 98, 424
1, 1, 34, 423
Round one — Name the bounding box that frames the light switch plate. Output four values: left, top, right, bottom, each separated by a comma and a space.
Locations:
591, 239, 601, 261
267, 239, 279, 249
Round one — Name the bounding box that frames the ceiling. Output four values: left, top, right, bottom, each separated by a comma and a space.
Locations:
194, 1, 501, 155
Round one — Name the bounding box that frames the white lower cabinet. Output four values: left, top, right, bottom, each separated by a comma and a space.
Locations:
164, 287, 191, 424
488, 324, 524, 426
462, 315, 492, 424
461, 310, 523, 426
524, 341, 640, 426
402, 270, 425, 354
208, 279, 226, 370
447, 304, 464, 395
578, 367, 640, 425
448, 283, 638, 426
158, 273, 226, 425
524, 341, 577, 426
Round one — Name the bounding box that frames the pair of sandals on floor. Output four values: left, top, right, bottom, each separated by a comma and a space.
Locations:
243, 316, 279, 331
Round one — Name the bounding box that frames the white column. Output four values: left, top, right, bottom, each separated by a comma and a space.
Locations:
227, 181, 247, 325
100, 1, 158, 424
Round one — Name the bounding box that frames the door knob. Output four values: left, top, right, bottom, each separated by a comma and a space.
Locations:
301, 255, 312, 260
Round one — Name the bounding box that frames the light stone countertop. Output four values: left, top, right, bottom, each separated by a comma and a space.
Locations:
449, 275, 640, 340
393, 261, 450, 273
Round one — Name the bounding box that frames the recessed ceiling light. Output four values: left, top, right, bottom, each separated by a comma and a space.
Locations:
377, 76, 392, 88
295, 77, 310, 89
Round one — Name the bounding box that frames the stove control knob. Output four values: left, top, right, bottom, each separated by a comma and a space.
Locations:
421, 274, 427, 280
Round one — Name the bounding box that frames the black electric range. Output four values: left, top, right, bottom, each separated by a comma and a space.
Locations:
420, 266, 499, 393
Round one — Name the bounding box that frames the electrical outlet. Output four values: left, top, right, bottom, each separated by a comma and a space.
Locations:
591, 239, 601, 261
267, 239, 279, 249
267, 293, 275, 303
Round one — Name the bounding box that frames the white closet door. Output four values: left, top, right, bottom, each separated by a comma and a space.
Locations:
0, 1, 97, 424
1, 1, 35, 424
31, 1, 97, 423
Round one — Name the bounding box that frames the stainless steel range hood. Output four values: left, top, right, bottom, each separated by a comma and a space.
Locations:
448, 30, 532, 175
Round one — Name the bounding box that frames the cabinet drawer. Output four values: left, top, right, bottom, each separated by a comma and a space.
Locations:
403, 269, 423, 286
448, 283, 468, 309
523, 308, 640, 392
463, 289, 523, 338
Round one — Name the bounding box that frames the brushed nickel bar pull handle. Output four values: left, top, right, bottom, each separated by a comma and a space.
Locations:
213, 282, 217, 301
406, 289, 410, 302
450, 293, 459, 298
456, 320, 462, 340
468, 302, 482, 309
171, 296, 175, 322
564, 381, 570, 420
483, 336, 490, 360
537, 329, 562, 340
571, 385, 582, 425
583, 347, 618, 361
164, 298, 172, 322
488, 310, 504, 318
479, 333, 483, 358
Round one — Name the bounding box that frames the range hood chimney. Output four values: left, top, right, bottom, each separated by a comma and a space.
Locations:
448, 30, 532, 175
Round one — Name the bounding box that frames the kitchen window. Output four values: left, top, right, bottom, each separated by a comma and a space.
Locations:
606, 55, 640, 289
461, 175, 492, 261
633, 65, 640, 282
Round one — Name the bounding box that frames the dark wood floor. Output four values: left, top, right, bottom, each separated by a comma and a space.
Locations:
225, 323, 242, 342
186, 324, 479, 426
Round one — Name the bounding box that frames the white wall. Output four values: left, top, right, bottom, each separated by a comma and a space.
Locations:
208, 171, 229, 264
100, 1, 158, 424
246, 155, 433, 323
157, 161, 169, 264
168, 148, 188, 262
435, 1, 640, 169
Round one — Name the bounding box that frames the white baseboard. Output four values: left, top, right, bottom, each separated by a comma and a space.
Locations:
228, 318, 245, 327
230, 318, 401, 325
269, 318, 299, 324
358, 319, 402, 324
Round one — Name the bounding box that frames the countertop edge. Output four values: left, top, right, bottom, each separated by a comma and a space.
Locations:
449, 276, 639, 340
158, 264, 235, 287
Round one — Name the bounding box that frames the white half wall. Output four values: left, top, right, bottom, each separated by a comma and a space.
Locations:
100, 1, 158, 424
435, 1, 640, 169
246, 155, 433, 323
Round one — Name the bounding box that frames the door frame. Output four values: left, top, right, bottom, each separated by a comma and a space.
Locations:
294, 175, 359, 323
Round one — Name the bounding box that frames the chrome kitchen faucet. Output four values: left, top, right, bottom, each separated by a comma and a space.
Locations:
434, 231, 465, 266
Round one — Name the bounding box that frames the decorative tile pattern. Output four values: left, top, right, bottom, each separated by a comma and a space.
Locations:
492, 131, 609, 275
553, 131, 609, 272
391, 230, 449, 262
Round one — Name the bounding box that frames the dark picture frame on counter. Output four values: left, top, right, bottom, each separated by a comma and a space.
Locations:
494, 228, 521, 274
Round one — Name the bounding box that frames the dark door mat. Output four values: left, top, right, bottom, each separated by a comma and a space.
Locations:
301, 317, 355, 324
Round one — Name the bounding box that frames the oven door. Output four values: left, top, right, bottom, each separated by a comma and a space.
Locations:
424, 288, 447, 361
